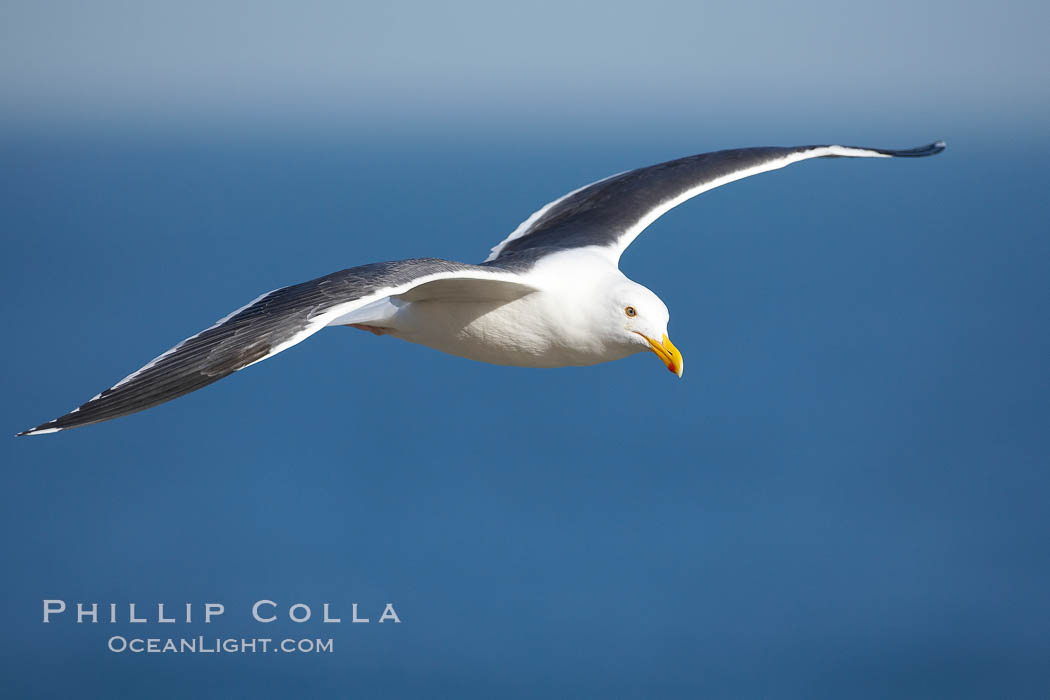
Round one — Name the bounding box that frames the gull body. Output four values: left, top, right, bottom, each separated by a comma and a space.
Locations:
363, 249, 670, 369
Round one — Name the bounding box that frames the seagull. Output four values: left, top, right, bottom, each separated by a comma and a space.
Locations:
18, 141, 944, 436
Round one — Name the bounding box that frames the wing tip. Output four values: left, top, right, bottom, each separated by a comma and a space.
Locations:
828, 141, 946, 159
883, 141, 946, 157
16, 421, 63, 437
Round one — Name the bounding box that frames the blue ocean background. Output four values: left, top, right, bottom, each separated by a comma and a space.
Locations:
2, 2, 1049, 697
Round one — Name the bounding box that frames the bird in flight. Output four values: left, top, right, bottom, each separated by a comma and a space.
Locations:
18, 141, 945, 436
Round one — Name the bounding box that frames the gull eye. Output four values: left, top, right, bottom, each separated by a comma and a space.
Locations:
624, 306, 637, 317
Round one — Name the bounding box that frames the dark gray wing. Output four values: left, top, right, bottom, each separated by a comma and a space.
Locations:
18, 259, 533, 436
486, 142, 945, 264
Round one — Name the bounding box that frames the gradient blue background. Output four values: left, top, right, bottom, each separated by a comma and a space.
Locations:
3, 1, 1049, 697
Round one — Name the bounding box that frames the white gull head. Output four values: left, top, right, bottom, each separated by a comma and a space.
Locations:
571, 275, 683, 376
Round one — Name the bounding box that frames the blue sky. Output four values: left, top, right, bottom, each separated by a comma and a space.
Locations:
2, 0, 1047, 136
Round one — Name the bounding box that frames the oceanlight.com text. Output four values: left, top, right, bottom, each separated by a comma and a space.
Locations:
107, 636, 334, 654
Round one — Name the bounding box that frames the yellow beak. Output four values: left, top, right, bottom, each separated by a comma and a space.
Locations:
640, 333, 684, 378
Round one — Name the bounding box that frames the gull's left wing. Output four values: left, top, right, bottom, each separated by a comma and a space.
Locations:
486, 142, 945, 265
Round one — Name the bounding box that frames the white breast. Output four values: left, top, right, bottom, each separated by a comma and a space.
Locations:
386, 291, 631, 368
